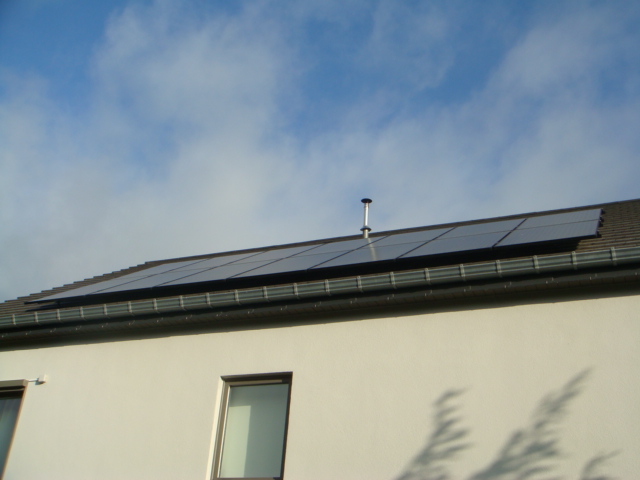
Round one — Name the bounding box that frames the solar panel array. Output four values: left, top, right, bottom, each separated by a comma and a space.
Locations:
37, 208, 601, 302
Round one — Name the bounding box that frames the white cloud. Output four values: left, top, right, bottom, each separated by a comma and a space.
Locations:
496, 3, 638, 98
362, 1, 454, 90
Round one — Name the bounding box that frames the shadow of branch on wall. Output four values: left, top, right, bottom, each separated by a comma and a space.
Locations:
396, 389, 470, 480
395, 370, 620, 480
579, 451, 619, 480
469, 370, 589, 480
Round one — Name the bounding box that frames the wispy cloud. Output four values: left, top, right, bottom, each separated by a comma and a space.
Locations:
1, 0, 639, 300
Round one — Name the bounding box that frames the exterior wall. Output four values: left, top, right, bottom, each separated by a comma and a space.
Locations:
0, 290, 638, 480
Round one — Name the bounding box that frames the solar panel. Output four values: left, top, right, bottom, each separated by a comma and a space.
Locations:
233, 251, 351, 277
33, 208, 603, 303
495, 209, 601, 247
401, 231, 508, 258
440, 219, 523, 238
168, 252, 264, 271
371, 228, 452, 246
94, 269, 214, 294
33, 262, 201, 300
519, 209, 601, 229
162, 259, 280, 286
311, 241, 427, 269
231, 244, 322, 263
122, 260, 211, 278
35, 277, 141, 301
496, 219, 600, 247
35, 254, 264, 301
306, 237, 385, 255
84, 253, 296, 293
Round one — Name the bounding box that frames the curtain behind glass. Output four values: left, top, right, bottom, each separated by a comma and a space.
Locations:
220, 384, 289, 478
0, 394, 22, 473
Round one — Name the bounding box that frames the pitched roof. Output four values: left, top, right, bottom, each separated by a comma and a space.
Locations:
2, 198, 640, 344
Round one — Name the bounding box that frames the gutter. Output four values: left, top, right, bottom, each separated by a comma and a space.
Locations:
2, 246, 640, 338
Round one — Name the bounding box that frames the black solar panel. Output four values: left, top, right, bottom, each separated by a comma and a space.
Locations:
496, 209, 601, 247
124, 260, 209, 277
306, 237, 385, 255
440, 219, 523, 238
36, 278, 137, 301
35, 254, 263, 301
496, 219, 600, 247
518, 209, 601, 229
166, 252, 264, 272
162, 259, 279, 286
371, 228, 451, 246
234, 251, 351, 277
401, 231, 508, 258
39, 259, 218, 301
33, 208, 602, 303
95, 269, 212, 294
232, 245, 322, 263
311, 241, 426, 269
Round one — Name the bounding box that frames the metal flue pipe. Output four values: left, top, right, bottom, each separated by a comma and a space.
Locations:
361, 198, 372, 238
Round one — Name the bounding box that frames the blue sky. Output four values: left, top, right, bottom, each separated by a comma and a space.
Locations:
1, 0, 640, 301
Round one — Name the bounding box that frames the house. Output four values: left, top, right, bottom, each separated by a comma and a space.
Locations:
1, 198, 639, 480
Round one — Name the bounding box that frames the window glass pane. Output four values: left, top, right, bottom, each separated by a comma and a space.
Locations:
220, 383, 289, 478
0, 393, 22, 473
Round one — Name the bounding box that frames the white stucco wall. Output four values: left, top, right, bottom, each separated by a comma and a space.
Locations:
1, 291, 639, 480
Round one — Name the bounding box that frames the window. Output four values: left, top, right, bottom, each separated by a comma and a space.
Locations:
0, 380, 27, 478
213, 373, 292, 480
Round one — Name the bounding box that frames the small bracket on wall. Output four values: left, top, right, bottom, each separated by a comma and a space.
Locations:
28, 374, 48, 385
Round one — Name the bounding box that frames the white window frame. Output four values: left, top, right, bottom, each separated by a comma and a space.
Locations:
212, 373, 292, 480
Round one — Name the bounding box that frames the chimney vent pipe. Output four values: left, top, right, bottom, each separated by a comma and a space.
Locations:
361, 198, 372, 238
